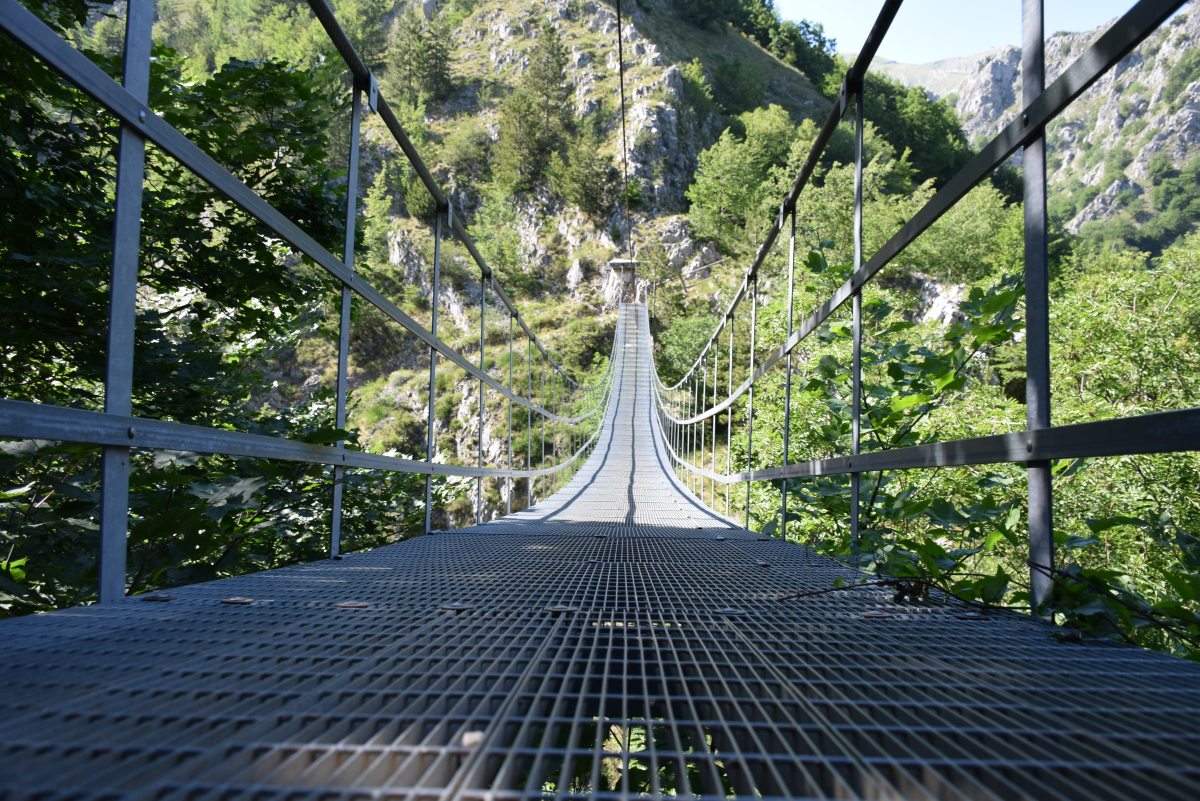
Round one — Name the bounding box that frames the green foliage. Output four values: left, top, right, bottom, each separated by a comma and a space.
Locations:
0, 9, 438, 615
473, 183, 542, 296
387, 6, 455, 103
821, 62, 971, 188
155, 0, 395, 79
711, 58, 766, 115
1103, 146, 1133, 182
686, 104, 798, 247
438, 115, 492, 184
1079, 153, 1200, 255
668, 0, 837, 86
1163, 44, 1200, 110
494, 23, 573, 192
656, 314, 717, 387
549, 112, 619, 217
679, 57, 717, 118
669, 0, 736, 28
768, 17, 837, 86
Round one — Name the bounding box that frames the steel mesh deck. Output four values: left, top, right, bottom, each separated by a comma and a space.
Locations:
2, 305, 1199, 800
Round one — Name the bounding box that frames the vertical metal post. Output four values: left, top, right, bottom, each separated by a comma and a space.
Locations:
1023, 0, 1054, 616
710, 344, 718, 507
781, 208, 796, 541
506, 312, 514, 516
424, 209, 446, 536
745, 276, 758, 528
851, 87, 865, 554
476, 274, 487, 525
696, 366, 700, 494
527, 337, 533, 509
540, 355, 546, 504
98, 0, 152, 602
330, 85, 364, 558
691, 377, 699, 492
551, 372, 558, 491
725, 317, 734, 516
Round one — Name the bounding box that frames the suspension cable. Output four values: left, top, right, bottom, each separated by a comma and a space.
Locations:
615, 0, 634, 260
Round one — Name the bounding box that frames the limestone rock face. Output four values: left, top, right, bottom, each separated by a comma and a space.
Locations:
871, 7, 1200, 231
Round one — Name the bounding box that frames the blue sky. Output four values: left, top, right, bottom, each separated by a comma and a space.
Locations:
774, 1, 1139, 63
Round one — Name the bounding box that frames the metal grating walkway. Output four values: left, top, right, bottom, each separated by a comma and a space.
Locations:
1, 304, 1199, 800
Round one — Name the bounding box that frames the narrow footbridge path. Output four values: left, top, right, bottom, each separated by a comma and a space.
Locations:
2, 305, 1199, 800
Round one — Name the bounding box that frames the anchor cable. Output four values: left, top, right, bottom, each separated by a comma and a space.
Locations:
616, 0, 635, 261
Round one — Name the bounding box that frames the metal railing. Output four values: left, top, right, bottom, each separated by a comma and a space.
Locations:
0, 0, 614, 602
652, 0, 1199, 613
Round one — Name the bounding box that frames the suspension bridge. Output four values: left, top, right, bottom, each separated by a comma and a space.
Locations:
2, 0, 1199, 798
2, 304, 1199, 799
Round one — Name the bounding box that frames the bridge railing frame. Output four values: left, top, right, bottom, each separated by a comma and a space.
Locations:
0, 0, 615, 602
652, 0, 1198, 614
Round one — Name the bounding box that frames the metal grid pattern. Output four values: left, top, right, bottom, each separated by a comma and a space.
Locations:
2, 305, 1199, 800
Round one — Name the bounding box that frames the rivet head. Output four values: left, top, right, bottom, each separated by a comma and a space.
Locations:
441, 601, 473, 612
719, 607, 745, 616
139, 593, 173, 602
138, 109, 146, 122
862, 610, 892, 619
956, 611, 987, 621
220, 596, 253, 605
1026, 440, 1033, 453
127, 426, 136, 439
756, 560, 770, 569
546, 604, 576, 613
1022, 111, 1029, 124
336, 600, 370, 609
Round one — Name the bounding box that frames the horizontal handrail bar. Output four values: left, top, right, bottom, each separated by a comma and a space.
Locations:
0, 399, 605, 480
666, 406, 1200, 484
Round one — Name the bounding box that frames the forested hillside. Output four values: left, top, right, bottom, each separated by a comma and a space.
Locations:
2, 0, 1197, 660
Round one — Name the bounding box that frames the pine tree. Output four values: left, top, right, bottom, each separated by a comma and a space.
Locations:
494, 23, 574, 192
387, 7, 454, 103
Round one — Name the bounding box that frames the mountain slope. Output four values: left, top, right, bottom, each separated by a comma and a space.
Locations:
872, 6, 1200, 239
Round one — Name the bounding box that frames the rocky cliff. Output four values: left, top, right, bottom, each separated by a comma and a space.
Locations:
873, 5, 1200, 232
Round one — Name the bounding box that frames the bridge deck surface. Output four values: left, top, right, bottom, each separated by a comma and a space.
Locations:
2, 305, 1199, 800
